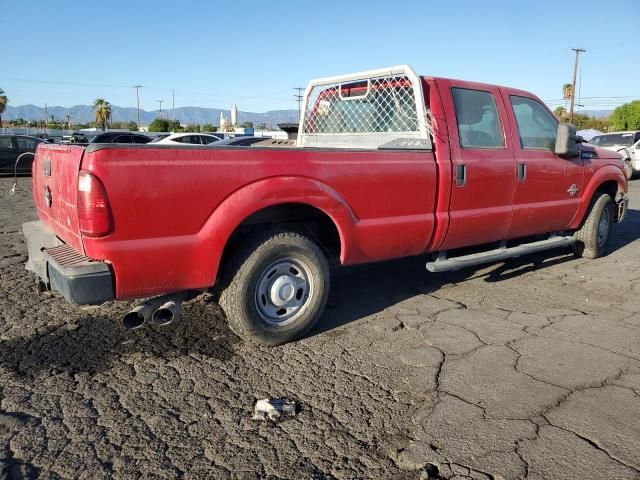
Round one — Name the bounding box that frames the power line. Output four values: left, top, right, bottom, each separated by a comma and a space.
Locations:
0, 76, 132, 89
0, 76, 297, 101
544, 96, 635, 102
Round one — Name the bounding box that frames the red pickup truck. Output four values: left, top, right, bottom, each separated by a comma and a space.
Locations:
23, 65, 628, 345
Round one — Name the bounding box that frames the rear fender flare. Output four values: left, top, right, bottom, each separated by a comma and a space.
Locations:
569, 165, 626, 230
195, 176, 357, 283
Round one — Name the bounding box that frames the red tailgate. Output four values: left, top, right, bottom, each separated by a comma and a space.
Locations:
32, 144, 85, 253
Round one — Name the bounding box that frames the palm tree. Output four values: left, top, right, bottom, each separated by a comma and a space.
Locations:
0, 88, 8, 129
93, 98, 112, 131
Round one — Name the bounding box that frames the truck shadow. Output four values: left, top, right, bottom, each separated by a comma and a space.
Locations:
608, 207, 640, 251
0, 300, 236, 377
0, 211, 637, 372
311, 209, 640, 336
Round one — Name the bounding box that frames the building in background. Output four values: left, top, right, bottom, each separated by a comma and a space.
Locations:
230, 104, 238, 127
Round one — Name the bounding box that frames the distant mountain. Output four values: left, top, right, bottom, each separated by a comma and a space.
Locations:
4, 104, 300, 126
5, 104, 613, 125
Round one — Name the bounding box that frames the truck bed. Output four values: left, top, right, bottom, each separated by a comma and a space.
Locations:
33, 142, 439, 299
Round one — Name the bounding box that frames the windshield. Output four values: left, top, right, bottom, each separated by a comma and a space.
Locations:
590, 133, 635, 147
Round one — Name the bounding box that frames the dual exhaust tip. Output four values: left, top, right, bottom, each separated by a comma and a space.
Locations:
122, 293, 188, 330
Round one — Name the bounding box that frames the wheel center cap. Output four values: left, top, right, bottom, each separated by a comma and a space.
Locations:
270, 275, 296, 306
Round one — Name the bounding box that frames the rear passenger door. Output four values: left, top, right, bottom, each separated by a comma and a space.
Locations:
501, 92, 584, 238
440, 82, 516, 250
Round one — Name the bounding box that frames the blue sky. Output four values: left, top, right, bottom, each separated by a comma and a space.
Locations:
2, 0, 638, 112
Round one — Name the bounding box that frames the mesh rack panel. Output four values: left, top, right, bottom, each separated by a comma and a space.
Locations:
298, 65, 429, 149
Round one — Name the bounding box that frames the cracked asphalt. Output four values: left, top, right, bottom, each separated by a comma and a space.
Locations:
1, 175, 639, 480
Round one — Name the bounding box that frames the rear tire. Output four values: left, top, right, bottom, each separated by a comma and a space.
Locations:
573, 193, 614, 259
219, 231, 330, 346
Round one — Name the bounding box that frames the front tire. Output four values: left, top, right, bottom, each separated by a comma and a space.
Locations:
219, 231, 330, 345
573, 193, 614, 259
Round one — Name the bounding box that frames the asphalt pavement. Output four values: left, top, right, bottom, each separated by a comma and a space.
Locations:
0, 176, 639, 480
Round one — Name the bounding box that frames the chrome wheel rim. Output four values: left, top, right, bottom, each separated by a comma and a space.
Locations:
255, 257, 314, 326
597, 209, 611, 247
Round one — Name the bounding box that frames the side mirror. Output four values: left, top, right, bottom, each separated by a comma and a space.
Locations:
555, 123, 582, 158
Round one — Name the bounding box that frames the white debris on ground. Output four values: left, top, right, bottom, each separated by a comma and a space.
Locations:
252, 398, 297, 422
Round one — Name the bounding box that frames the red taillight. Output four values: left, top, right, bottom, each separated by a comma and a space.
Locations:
78, 171, 112, 237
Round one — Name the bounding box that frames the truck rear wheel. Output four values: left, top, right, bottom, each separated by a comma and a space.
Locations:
573, 193, 614, 259
219, 231, 330, 345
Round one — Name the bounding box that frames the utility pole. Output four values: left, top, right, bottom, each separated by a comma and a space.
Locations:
569, 48, 586, 124
156, 100, 164, 119
171, 90, 175, 126
44, 103, 48, 133
293, 87, 304, 122
133, 85, 142, 131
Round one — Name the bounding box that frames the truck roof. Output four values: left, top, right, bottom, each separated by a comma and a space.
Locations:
426, 75, 543, 100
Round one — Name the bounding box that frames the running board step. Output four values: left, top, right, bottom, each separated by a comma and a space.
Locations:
426, 236, 576, 273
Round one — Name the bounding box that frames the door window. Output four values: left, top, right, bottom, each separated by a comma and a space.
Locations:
0, 137, 13, 149
510, 96, 558, 151
16, 137, 38, 150
452, 88, 504, 148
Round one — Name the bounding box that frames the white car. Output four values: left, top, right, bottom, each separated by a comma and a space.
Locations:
589, 131, 640, 180
150, 133, 222, 145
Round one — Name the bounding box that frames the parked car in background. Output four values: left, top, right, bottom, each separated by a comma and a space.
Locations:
589, 131, 640, 179
61, 132, 89, 144
0, 134, 45, 174
210, 136, 270, 147
90, 132, 151, 144
149, 134, 171, 143
150, 133, 222, 145
32, 133, 53, 143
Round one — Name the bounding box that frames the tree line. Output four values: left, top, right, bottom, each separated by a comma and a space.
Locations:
2, 88, 640, 133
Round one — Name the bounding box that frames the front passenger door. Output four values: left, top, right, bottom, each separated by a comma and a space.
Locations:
502, 93, 584, 238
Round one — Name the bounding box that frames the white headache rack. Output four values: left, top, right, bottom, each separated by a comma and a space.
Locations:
297, 65, 431, 150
